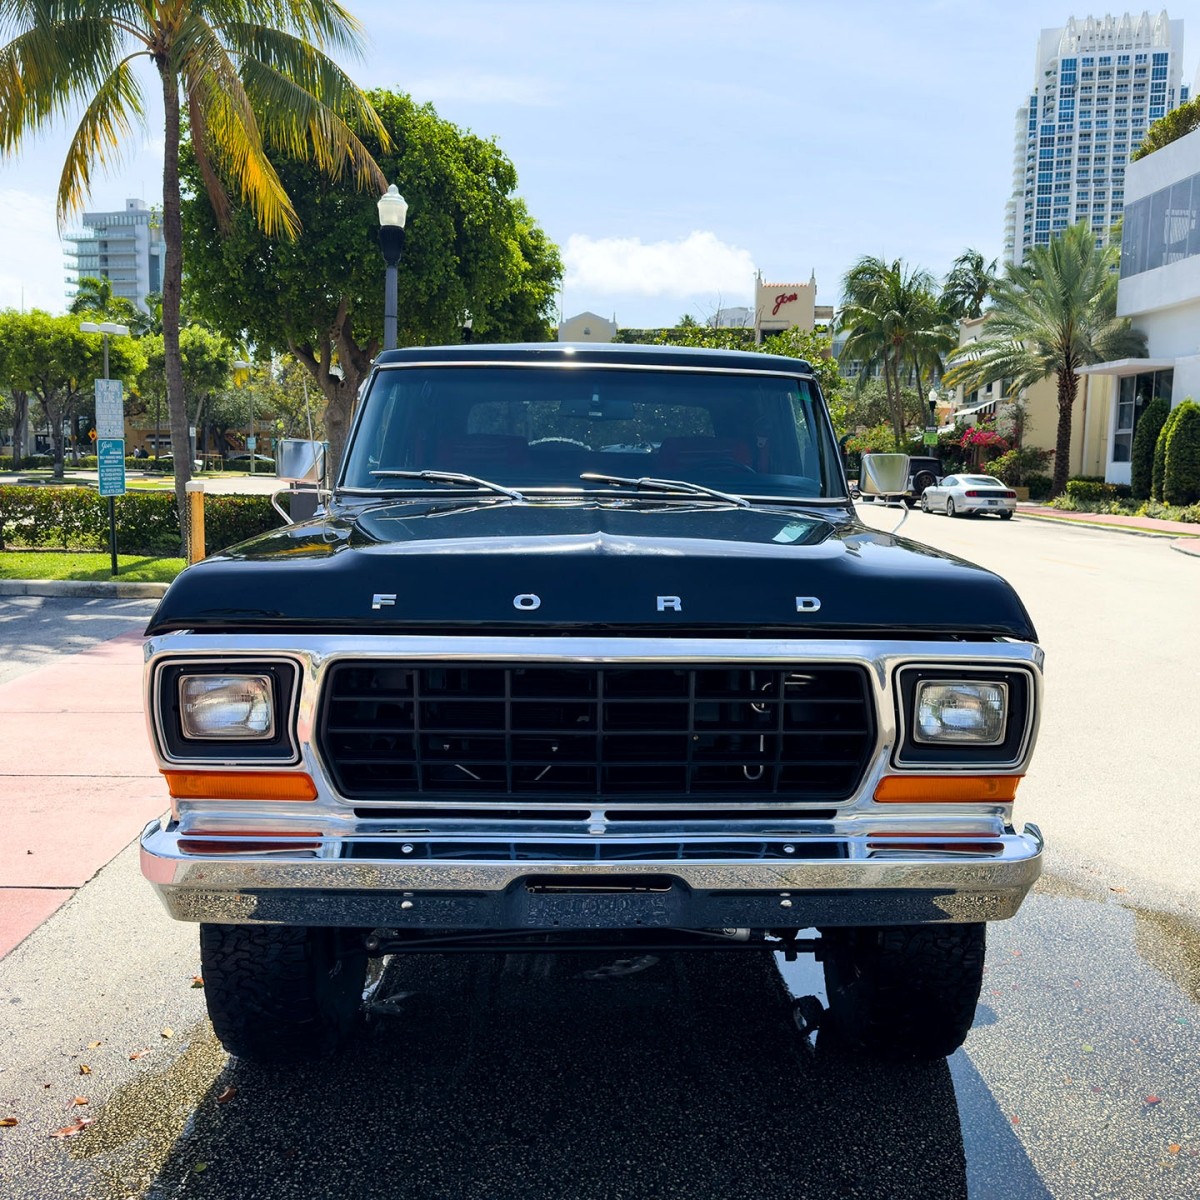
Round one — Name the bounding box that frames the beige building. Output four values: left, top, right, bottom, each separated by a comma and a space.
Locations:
754, 271, 832, 341
948, 315, 1112, 477
557, 311, 618, 342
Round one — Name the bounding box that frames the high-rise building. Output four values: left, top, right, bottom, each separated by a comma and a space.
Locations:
1003, 10, 1188, 265
64, 198, 165, 311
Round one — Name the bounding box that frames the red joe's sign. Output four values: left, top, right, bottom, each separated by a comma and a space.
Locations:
771, 292, 799, 316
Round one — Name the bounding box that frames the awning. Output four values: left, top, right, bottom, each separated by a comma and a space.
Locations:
1074, 357, 1176, 377
955, 398, 998, 418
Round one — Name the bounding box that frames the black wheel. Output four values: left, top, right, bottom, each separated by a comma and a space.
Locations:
199, 924, 368, 1064
1000, 510, 1013, 520
946, 498, 957, 518
820, 923, 985, 1060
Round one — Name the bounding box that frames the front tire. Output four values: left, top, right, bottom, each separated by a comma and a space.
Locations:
946, 498, 957, 518
921, 493, 931, 513
820, 923, 985, 1060
199, 924, 368, 1064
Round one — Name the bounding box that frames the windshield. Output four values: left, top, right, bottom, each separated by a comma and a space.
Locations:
341, 364, 843, 499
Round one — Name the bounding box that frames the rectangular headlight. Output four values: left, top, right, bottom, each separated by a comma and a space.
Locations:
914, 681, 1007, 745
178, 674, 275, 741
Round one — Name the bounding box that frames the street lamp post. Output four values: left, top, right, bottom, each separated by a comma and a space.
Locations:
80, 321, 130, 575
377, 184, 408, 351
232, 360, 255, 474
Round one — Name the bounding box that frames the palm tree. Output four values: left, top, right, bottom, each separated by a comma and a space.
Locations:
0, 0, 387, 554
944, 222, 1146, 497
942, 250, 999, 321
68, 275, 142, 325
838, 257, 957, 448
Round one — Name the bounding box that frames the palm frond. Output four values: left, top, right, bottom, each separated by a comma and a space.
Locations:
56, 54, 145, 223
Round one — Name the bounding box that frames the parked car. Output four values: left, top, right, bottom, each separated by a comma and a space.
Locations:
224, 452, 276, 470
858, 455, 942, 507
921, 473, 1017, 519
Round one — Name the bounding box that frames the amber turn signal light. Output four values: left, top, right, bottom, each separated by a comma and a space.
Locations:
873, 775, 1021, 803
162, 771, 318, 801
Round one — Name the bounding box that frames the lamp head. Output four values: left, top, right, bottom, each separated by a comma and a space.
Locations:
377, 184, 408, 229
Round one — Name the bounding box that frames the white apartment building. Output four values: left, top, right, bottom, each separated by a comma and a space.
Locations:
1003, 10, 1188, 266
64, 198, 165, 311
1076, 120, 1200, 482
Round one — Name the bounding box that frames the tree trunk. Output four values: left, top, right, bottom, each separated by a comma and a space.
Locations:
1052, 367, 1078, 497
39, 392, 66, 479
10, 390, 27, 466
885, 355, 904, 449
159, 64, 192, 556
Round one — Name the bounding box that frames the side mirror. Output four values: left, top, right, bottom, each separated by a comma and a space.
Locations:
276, 438, 326, 484
860, 453, 911, 500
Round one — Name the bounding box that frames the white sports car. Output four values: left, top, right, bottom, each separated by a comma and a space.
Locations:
920, 474, 1017, 519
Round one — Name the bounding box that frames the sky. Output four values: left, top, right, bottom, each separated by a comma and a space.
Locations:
3, 0, 1200, 328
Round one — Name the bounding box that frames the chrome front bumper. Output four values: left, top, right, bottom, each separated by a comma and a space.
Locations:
140, 820, 1044, 929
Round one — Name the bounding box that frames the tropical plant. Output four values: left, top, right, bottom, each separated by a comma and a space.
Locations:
944, 222, 1146, 497
837, 257, 957, 448
1162, 399, 1200, 505
0, 0, 388, 552
1132, 97, 1200, 161
68, 276, 143, 326
942, 249, 998, 321
1130, 396, 1170, 500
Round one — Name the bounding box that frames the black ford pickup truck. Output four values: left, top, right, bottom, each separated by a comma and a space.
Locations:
139, 343, 1043, 1063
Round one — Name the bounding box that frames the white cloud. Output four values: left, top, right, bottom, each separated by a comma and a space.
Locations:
563, 231, 755, 300
405, 72, 558, 107
0, 189, 68, 314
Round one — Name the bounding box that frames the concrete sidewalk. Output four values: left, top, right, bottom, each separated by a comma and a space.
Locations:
0, 630, 167, 958
1014, 503, 1200, 556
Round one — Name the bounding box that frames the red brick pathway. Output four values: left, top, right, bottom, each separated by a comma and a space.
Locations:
0, 631, 168, 958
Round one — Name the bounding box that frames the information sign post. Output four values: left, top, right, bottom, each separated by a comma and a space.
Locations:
94, 377, 126, 575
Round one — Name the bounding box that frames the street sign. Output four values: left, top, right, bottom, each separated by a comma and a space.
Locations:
923, 431, 939, 446
94, 379, 124, 439
247, 436, 257, 450
98, 438, 126, 497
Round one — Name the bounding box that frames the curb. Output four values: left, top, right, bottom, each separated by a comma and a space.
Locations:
0, 579, 168, 599
1171, 539, 1200, 559
1017, 509, 1200, 541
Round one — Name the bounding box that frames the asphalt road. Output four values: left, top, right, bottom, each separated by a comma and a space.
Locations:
1, 515, 1198, 1199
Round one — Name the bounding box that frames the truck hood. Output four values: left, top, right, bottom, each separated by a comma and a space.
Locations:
145, 499, 1037, 640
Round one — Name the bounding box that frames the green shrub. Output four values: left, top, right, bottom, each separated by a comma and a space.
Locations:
1131, 397, 1170, 500
1152, 403, 1186, 500
988, 446, 1055, 486
0, 485, 283, 554
1065, 478, 1132, 501
1162, 400, 1200, 505
1025, 473, 1054, 500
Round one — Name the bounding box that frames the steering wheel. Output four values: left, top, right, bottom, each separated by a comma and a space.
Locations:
530, 437, 591, 450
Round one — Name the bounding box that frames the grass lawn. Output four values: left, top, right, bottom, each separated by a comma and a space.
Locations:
0, 551, 185, 582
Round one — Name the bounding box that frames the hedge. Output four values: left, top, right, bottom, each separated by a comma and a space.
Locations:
0, 486, 284, 554
1130, 397, 1170, 501
1162, 400, 1200, 506
1152, 403, 1187, 500
1065, 479, 1133, 502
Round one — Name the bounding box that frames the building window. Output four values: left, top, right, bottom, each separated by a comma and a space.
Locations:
1113, 371, 1173, 462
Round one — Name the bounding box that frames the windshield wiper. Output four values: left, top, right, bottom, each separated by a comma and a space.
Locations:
370, 470, 525, 501
580, 472, 751, 509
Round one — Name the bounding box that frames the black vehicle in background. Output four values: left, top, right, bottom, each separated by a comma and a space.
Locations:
859, 454, 943, 507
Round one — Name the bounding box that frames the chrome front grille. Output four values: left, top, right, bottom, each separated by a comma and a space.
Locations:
318, 662, 875, 805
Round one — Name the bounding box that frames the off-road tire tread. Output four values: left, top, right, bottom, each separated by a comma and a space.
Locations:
822, 923, 985, 1060
199, 923, 366, 1064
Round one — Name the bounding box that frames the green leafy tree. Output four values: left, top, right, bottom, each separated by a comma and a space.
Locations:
0, 0, 388, 551
0, 311, 142, 476
1131, 395, 1170, 500
137, 327, 233, 457
942, 250, 998, 321
759, 326, 845, 427
837, 257, 957, 448
1132, 97, 1200, 161
1162, 399, 1200, 505
944, 223, 1146, 497
181, 89, 563, 471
